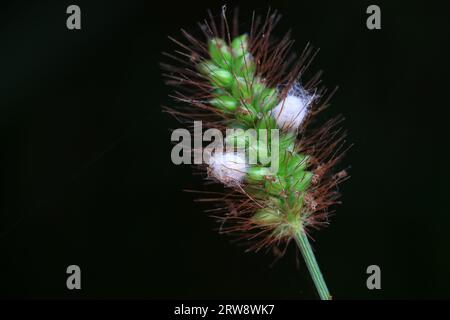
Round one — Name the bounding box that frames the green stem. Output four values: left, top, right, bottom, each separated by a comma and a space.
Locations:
294, 229, 331, 300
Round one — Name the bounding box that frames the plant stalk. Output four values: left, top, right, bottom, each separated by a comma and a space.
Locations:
294, 229, 331, 300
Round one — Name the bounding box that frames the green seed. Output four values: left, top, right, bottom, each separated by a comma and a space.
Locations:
231, 34, 249, 57
292, 171, 313, 192
197, 61, 219, 75
246, 166, 272, 182
233, 54, 255, 79
232, 77, 253, 100
210, 69, 233, 88
209, 38, 232, 69
259, 88, 278, 112
210, 95, 238, 112
287, 153, 309, 173
252, 209, 281, 225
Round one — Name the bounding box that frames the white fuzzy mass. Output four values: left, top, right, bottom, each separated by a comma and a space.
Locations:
270, 83, 315, 131
208, 152, 248, 186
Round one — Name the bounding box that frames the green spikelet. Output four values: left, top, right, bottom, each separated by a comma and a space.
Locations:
163, 8, 349, 300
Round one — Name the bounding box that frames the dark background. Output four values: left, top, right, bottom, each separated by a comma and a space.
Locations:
0, 0, 448, 299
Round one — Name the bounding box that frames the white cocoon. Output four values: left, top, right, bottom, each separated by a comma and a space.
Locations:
270, 83, 315, 131
208, 152, 248, 186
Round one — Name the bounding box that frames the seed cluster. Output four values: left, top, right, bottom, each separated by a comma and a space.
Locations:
163, 9, 348, 253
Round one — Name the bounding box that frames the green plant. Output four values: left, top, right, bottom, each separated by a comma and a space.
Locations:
163, 7, 349, 300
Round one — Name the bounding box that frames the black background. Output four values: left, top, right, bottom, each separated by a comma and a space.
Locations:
0, 0, 448, 299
